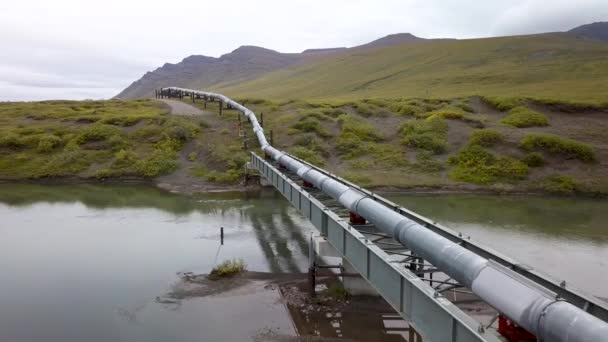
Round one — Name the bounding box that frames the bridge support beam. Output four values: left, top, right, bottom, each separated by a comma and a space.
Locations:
311, 234, 378, 296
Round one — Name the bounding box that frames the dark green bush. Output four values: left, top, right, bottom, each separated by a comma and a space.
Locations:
521, 152, 545, 167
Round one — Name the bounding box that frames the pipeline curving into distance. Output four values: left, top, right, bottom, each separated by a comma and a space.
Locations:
162, 87, 608, 342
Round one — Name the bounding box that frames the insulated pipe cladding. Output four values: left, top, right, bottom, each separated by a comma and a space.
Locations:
162, 87, 608, 342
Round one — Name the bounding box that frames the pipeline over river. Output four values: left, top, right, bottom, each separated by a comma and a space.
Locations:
161, 87, 608, 342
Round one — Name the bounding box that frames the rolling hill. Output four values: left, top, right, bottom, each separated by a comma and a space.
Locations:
119, 23, 608, 103
215, 33, 608, 102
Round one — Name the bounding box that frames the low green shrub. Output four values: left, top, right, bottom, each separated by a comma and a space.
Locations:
290, 146, 325, 166
351, 101, 384, 117
401, 116, 448, 154
291, 118, 332, 138
521, 152, 545, 167
454, 101, 474, 113
481, 96, 525, 111
76, 124, 122, 144
132, 125, 163, 142
469, 129, 503, 147
209, 259, 246, 280
413, 151, 444, 172
0, 133, 25, 149
338, 115, 382, 141
543, 175, 579, 193
389, 103, 422, 116
36, 135, 62, 153
35, 150, 93, 177
326, 283, 349, 300
448, 145, 528, 184
113, 149, 138, 169
101, 116, 143, 127
298, 109, 333, 121
293, 134, 329, 156
162, 117, 200, 142
520, 133, 595, 162
134, 139, 180, 177
501, 107, 549, 128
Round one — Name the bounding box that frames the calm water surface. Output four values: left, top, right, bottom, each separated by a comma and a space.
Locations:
0, 184, 313, 342
1, 184, 607, 342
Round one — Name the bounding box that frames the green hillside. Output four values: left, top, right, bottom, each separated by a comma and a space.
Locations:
214, 34, 608, 103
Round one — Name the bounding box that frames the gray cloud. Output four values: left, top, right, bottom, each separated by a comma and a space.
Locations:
0, 0, 605, 101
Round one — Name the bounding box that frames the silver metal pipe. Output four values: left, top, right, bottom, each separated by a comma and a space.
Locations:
162, 87, 608, 342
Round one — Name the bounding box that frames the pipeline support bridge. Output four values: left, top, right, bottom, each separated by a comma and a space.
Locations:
159, 87, 608, 342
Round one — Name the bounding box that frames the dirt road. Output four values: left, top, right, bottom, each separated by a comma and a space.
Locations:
159, 99, 204, 116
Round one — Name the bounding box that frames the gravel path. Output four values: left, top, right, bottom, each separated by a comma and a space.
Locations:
159, 99, 204, 116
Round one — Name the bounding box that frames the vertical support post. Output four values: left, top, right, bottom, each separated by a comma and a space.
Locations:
308, 234, 316, 297
219, 101, 223, 116
220, 227, 224, 245
191, 93, 195, 103
204, 98, 207, 109
270, 129, 274, 146
260, 112, 264, 127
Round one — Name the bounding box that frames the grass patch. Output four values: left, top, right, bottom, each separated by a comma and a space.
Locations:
342, 171, 372, 186
208, 259, 246, 280
469, 129, 503, 147
520, 133, 595, 162
413, 151, 444, 172
448, 145, 528, 184
501, 106, 549, 128
481, 97, 526, 111
400, 116, 448, 154
351, 101, 387, 117
36, 135, 62, 153
290, 146, 326, 166
336, 115, 384, 157
326, 283, 349, 300
543, 175, 579, 193
290, 118, 332, 138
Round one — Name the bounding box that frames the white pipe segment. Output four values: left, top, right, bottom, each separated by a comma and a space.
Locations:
162, 87, 608, 342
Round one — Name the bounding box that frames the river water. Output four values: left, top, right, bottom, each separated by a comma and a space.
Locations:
0, 184, 606, 341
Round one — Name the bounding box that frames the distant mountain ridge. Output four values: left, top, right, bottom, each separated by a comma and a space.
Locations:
568, 22, 608, 42
117, 22, 608, 99
116, 33, 434, 99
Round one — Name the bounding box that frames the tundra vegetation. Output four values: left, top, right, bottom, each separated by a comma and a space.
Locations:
1, 95, 607, 195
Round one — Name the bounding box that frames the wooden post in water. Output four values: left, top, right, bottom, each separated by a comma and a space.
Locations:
220, 227, 224, 245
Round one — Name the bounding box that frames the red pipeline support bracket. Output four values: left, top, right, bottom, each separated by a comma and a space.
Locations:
350, 212, 366, 225
302, 180, 313, 188
497, 315, 537, 342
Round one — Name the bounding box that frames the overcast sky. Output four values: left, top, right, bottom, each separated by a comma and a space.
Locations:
1, 0, 606, 101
